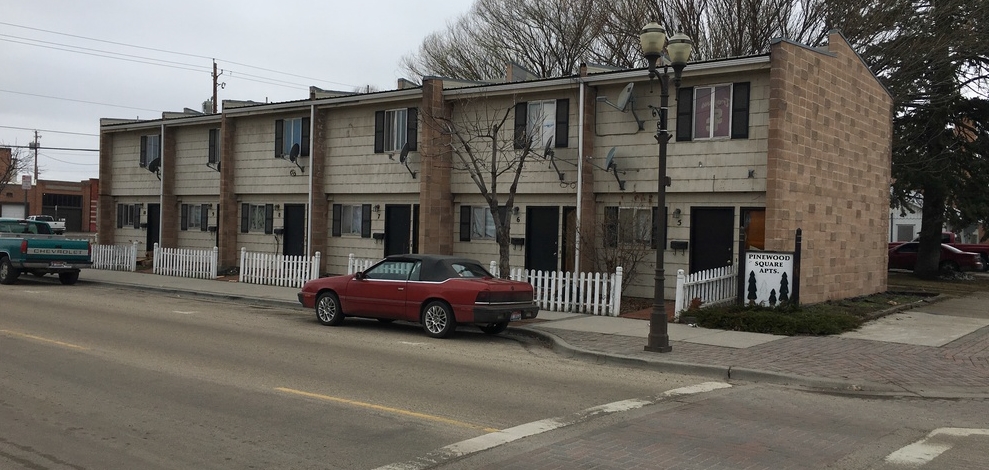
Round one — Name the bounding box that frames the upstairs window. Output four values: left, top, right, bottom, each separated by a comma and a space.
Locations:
140, 135, 160, 168
208, 128, 221, 166
274, 118, 310, 158
513, 99, 569, 150
676, 82, 749, 141
374, 108, 418, 153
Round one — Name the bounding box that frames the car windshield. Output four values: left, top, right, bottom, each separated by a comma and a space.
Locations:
451, 262, 492, 278
35, 215, 53, 221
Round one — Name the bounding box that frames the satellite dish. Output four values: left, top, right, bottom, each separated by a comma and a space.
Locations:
604, 147, 616, 170
147, 157, 161, 173
399, 141, 411, 163
542, 137, 554, 159
615, 83, 634, 111
288, 143, 300, 162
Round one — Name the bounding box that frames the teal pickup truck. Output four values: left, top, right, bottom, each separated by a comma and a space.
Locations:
0, 217, 91, 285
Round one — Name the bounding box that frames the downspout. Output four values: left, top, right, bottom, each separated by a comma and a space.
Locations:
159, 123, 165, 247
306, 104, 315, 257
575, 78, 585, 271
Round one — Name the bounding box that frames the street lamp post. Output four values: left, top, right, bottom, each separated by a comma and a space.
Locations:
640, 22, 693, 353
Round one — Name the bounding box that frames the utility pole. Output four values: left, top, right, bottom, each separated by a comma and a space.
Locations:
212, 59, 225, 114
30, 130, 40, 183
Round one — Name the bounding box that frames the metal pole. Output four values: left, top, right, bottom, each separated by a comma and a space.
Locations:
645, 72, 672, 353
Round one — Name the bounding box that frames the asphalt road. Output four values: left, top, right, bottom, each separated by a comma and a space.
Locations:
0, 278, 705, 469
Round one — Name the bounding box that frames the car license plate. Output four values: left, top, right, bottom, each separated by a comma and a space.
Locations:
511, 311, 522, 321
50, 262, 69, 268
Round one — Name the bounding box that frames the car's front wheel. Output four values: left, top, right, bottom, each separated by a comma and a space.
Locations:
478, 322, 509, 335
422, 301, 456, 338
315, 292, 344, 326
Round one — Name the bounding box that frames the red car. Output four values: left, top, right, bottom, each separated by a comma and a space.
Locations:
887, 242, 984, 273
298, 254, 539, 338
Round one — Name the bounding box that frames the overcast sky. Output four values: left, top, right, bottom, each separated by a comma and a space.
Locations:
0, 0, 474, 182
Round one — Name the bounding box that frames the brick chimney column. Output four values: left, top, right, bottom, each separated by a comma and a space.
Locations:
418, 79, 454, 255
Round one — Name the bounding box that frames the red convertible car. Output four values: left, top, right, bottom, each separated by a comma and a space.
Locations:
887, 242, 984, 273
298, 254, 539, 338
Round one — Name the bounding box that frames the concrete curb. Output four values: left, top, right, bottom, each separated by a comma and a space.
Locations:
80, 278, 303, 311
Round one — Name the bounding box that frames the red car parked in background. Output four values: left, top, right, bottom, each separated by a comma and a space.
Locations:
887, 242, 984, 274
298, 254, 539, 338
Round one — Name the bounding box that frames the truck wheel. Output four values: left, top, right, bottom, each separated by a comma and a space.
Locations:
982, 254, 989, 272
58, 271, 80, 285
0, 257, 19, 285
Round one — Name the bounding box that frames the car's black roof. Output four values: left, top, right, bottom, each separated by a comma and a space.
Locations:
381, 254, 488, 282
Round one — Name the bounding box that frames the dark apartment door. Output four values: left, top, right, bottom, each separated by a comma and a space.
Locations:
384, 204, 412, 256
146, 203, 160, 248
560, 206, 577, 272
689, 207, 734, 273
412, 204, 419, 254
283, 204, 306, 256
525, 206, 559, 272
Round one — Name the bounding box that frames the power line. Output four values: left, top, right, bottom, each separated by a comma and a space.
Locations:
0, 21, 358, 88
38, 153, 99, 166
0, 125, 98, 136
6, 145, 98, 152
0, 34, 211, 71
0, 89, 162, 113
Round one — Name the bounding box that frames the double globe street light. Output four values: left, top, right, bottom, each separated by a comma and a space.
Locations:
639, 22, 693, 353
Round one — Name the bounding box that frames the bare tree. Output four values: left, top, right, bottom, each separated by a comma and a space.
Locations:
579, 196, 655, 294
0, 146, 30, 196
421, 97, 540, 277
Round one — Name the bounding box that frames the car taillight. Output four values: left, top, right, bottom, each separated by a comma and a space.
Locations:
20, 240, 27, 254
475, 291, 490, 303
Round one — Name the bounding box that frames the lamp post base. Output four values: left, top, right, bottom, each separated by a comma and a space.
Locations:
644, 336, 672, 353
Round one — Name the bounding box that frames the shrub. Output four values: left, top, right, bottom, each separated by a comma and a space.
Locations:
692, 305, 863, 336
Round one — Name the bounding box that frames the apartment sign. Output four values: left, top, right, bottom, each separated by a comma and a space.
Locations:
744, 251, 794, 307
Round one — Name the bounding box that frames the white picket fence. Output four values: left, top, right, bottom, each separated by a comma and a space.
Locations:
347, 254, 381, 275
239, 248, 321, 288
674, 265, 738, 321
493, 263, 624, 316
91, 241, 138, 271
152, 243, 218, 279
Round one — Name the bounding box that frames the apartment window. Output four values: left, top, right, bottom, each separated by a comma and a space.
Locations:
605, 206, 661, 248
140, 135, 160, 167
116, 204, 140, 229
459, 205, 509, 242
513, 99, 569, 150
374, 108, 418, 153
208, 128, 221, 165
274, 117, 310, 158
181, 204, 209, 231
331, 204, 372, 238
240, 203, 273, 234
676, 82, 749, 141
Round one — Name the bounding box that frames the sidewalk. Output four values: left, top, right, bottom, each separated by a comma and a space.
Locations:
80, 269, 989, 398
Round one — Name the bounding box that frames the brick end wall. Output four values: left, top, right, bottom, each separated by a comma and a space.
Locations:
159, 128, 178, 248
767, 33, 893, 303
419, 78, 454, 255
310, 110, 329, 273
98, 132, 116, 244
578, 84, 597, 272
218, 116, 239, 268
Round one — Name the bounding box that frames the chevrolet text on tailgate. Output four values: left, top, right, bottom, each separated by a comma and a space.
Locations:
0, 217, 91, 285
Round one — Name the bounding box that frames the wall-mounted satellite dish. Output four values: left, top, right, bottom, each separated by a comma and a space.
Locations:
398, 141, 416, 179
540, 137, 564, 182
285, 143, 304, 174
604, 147, 616, 171
147, 157, 162, 181
596, 83, 644, 131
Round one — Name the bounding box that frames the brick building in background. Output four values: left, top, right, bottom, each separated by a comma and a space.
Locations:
0, 147, 99, 232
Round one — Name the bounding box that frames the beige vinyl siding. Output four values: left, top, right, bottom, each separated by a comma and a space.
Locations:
174, 125, 220, 197
175, 198, 216, 250
110, 133, 160, 196
234, 194, 308, 254
233, 115, 311, 194
324, 104, 421, 196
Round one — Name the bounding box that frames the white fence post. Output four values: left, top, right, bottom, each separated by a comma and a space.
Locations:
674, 269, 686, 321
239, 247, 247, 283
612, 266, 623, 317
152, 243, 160, 274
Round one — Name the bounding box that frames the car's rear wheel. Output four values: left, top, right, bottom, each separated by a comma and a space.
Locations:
315, 292, 344, 326
58, 271, 79, 285
422, 301, 456, 338
0, 257, 19, 285
478, 321, 509, 335
939, 260, 960, 275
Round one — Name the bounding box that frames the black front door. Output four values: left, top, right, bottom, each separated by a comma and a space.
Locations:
146, 204, 160, 248
385, 205, 412, 256
283, 204, 306, 256
525, 206, 559, 272
689, 207, 734, 273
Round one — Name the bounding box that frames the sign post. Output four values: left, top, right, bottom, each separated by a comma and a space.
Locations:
21, 175, 31, 218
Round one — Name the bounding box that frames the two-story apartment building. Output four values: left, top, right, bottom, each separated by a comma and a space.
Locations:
98, 31, 892, 303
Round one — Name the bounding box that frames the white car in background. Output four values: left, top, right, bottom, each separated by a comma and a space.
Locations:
26, 215, 66, 234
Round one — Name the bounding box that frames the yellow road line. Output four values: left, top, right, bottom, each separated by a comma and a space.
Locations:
275, 387, 499, 433
0, 329, 88, 350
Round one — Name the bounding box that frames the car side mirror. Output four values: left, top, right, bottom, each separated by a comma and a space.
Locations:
354, 271, 365, 280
